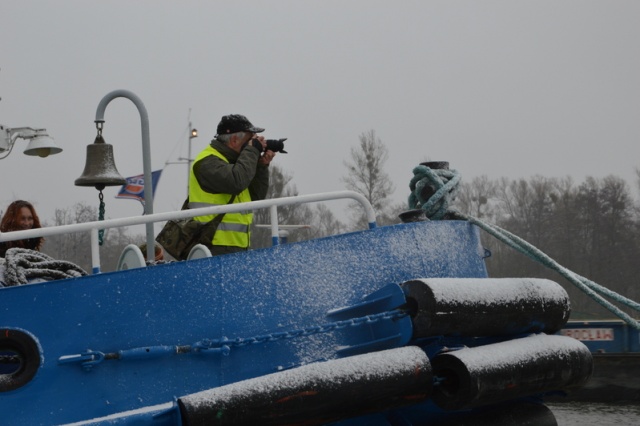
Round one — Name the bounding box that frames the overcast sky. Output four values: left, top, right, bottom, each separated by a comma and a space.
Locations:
1, 1, 639, 229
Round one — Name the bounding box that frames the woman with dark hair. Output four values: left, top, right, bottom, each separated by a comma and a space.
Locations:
0, 200, 44, 257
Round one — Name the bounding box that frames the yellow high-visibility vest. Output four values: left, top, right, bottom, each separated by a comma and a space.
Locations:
188, 146, 253, 248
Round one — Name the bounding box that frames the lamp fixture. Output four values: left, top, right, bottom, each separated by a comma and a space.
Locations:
0, 125, 62, 160
166, 115, 198, 197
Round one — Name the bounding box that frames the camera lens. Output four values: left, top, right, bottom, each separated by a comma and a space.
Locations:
266, 139, 287, 153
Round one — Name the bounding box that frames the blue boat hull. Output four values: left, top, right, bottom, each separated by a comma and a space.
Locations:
2, 221, 489, 425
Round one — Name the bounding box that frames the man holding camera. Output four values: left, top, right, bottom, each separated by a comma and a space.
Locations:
188, 114, 277, 256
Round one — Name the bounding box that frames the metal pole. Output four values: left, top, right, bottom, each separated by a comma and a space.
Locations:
94, 89, 155, 262
187, 120, 192, 196
187, 113, 197, 197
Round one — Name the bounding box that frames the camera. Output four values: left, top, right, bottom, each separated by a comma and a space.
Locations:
249, 137, 288, 154
266, 138, 288, 154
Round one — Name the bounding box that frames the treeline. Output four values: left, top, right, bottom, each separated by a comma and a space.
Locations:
453, 174, 640, 319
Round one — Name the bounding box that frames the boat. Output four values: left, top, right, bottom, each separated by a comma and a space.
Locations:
0, 163, 603, 426
554, 319, 640, 403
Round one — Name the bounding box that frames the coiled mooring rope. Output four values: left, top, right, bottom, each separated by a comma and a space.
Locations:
408, 165, 640, 331
408, 164, 461, 220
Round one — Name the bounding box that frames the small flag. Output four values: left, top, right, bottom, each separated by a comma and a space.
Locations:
115, 169, 163, 205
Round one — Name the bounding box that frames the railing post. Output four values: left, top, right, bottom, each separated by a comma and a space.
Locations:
270, 205, 279, 246
91, 228, 101, 274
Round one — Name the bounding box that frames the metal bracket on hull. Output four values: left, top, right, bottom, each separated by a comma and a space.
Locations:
58, 343, 231, 371
326, 283, 413, 357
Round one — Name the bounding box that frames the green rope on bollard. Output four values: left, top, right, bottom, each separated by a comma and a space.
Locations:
408, 165, 640, 331
408, 164, 461, 220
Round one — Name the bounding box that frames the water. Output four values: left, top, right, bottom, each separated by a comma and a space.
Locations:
548, 402, 640, 426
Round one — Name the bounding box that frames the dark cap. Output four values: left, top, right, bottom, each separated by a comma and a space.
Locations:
216, 114, 265, 135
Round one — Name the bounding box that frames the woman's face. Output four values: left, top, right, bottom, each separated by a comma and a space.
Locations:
17, 207, 34, 230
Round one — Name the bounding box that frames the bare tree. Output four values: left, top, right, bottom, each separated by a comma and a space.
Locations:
42, 203, 96, 271
454, 175, 498, 221
252, 165, 347, 248
341, 130, 395, 228
309, 204, 346, 238
42, 202, 141, 272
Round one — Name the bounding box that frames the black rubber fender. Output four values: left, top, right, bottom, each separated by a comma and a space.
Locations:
0, 328, 42, 392
432, 334, 593, 410
178, 346, 432, 426
401, 278, 571, 337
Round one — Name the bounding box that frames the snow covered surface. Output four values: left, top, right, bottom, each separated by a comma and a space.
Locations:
180, 346, 429, 410
445, 333, 590, 373
419, 277, 569, 306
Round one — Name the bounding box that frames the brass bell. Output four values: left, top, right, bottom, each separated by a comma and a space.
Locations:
75, 134, 126, 190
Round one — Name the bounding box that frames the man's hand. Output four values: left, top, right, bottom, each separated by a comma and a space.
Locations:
252, 135, 267, 151
259, 150, 276, 165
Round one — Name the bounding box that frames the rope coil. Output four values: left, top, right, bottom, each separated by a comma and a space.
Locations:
408, 164, 461, 220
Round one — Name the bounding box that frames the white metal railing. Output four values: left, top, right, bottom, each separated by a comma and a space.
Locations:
0, 191, 376, 274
